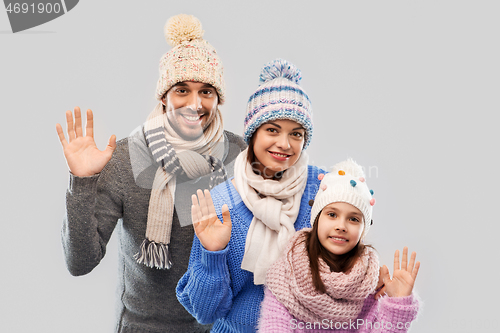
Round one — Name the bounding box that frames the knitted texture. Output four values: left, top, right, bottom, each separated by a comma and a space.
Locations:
176, 165, 325, 333
259, 287, 420, 332
62, 131, 246, 332
266, 229, 379, 324
244, 59, 313, 148
311, 159, 375, 237
235, 149, 310, 285
134, 102, 227, 269
155, 14, 225, 103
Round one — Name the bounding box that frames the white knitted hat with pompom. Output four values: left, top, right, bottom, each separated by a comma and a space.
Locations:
310, 158, 376, 237
155, 14, 225, 103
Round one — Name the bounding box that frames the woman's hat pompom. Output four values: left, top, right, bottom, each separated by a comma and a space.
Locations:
259, 58, 302, 85
164, 14, 204, 46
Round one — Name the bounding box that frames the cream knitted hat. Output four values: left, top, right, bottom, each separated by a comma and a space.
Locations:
310, 159, 376, 236
155, 14, 225, 103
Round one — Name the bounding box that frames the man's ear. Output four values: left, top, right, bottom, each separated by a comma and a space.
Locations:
161, 98, 166, 106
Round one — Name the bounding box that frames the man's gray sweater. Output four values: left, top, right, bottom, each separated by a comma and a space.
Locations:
62, 130, 246, 332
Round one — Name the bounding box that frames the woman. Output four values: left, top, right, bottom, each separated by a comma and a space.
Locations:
176, 59, 325, 332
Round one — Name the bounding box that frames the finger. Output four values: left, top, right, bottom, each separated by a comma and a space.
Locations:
408, 251, 417, 274
86, 109, 94, 138
55, 123, 67, 148
74, 106, 83, 137
394, 249, 400, 271
411, 261, 421, 282
401, 246, 408, 271
191, 204, 200, 229
198, 189, 210, 218
66, 110, 75, 142
105, 135, 117, 155
221, 204, 232, 229
191, 194, 202, 223
381, 265, 391, 283
204, 189, 217, 218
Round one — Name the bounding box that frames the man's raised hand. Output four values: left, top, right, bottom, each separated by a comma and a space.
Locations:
56, 107, 116, 177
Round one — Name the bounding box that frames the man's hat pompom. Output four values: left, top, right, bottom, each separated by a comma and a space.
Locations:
164, 14, 204, 46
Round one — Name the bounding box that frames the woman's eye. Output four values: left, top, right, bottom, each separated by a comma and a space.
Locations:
266, 128, 277, 133
291, 132, 303, 138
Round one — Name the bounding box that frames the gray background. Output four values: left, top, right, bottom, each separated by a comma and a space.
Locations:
1, 0, 498, 332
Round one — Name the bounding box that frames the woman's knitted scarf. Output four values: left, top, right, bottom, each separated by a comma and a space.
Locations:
134, 103, 227, 269
266, 229, 379, 323
234, 148, 308, 285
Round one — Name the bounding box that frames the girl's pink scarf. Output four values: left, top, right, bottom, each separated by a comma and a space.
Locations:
266, 229, 380, 323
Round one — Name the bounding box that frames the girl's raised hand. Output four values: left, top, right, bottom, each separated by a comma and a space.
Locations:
192, 189, 232, 252
56, 107, 116, 177
381, 247, 420, 298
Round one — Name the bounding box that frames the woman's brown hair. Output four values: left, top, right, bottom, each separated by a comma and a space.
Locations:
298, 212, 372, 293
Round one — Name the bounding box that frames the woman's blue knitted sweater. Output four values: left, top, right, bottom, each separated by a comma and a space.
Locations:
176, 165, 324, 332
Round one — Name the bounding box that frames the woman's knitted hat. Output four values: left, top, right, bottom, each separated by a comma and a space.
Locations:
310, 159, 376, 237
243, 59, 313, 148
155, 14, 226, 103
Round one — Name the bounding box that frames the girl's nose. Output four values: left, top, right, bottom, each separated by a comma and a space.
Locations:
335, 219, 347, 232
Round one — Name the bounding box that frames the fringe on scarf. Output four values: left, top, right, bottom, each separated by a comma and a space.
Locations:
134, 239, 173, 269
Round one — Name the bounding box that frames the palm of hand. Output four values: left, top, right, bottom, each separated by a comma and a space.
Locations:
56, 107, 116, 177
385, 267, 415, 298
64, 136, 112, 176
382, 247, 420, 298
192, 189, 232, 252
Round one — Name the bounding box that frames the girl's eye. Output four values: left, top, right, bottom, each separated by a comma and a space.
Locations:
328, 212, 337, 218
350, 217, 360, 223
291, 132, 304, 138
266, 128, 278, 133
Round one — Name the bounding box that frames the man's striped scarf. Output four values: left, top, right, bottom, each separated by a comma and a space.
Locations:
134, 103, 227, 269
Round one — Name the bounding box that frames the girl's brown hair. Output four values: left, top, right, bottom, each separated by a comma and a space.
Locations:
297, 212, 372, 293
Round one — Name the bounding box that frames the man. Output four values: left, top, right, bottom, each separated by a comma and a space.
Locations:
55, 14, 246, 332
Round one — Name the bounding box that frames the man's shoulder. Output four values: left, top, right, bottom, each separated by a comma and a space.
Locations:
224, 130, 247, 150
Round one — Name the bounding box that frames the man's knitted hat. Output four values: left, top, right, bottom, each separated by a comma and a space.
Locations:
310, 159, 376, 237
155, 14, 225, 103
243, 59, 313, 148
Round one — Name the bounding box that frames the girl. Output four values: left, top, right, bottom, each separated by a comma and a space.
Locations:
176, 59, 325, 332
259, 159, 421, 332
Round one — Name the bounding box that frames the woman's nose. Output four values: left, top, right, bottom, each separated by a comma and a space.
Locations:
276, 134, 290, 150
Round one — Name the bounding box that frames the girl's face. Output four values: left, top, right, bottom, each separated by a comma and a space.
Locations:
317, 202, 364, 255
251, 119, 305, 178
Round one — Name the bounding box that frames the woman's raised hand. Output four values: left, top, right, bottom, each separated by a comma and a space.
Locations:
192, 189, 232, 252
56, 107, 116, 177
381, 247, 420, 298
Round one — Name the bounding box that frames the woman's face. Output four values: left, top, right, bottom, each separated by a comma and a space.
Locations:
251, 119, 305, 178
317, 202, 364, 255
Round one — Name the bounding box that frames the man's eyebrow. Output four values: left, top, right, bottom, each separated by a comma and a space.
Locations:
201, 84, 215, 89
173, 82, 188, 87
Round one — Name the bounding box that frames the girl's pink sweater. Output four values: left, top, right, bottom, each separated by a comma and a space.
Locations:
258, 287, 419, 332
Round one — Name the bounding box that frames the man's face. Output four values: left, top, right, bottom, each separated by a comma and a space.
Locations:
162, 81, 218, 141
